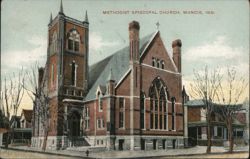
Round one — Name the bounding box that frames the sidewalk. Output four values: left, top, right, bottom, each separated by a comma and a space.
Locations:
3, 145, 249, 159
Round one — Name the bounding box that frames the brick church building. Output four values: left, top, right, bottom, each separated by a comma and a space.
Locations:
32, 1, 185, 151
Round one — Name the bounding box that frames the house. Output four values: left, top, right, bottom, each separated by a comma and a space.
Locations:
20, 109, 32, 128
32, 1, 185, 150
7, 110, 32, 145
184, 99, 246, 146
10, 116, 21, 129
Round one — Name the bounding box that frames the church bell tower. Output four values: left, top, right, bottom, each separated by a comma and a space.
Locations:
46, 0, 89, 139
47, 0, 89, 99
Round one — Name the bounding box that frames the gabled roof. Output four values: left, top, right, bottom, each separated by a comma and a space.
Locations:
10, 116, 21, 123
85, 32, 156, 101
21, 109, 33, 122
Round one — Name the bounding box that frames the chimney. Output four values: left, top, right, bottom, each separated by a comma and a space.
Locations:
172, 39, 182, 72
129, 21, 140, 62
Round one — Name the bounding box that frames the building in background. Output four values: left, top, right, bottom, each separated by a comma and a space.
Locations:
185, 99, 247, 147
20, 109, 33, 128
8, 109, 33, 146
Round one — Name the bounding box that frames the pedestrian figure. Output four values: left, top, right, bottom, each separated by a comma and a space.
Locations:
86, 149, 89, 157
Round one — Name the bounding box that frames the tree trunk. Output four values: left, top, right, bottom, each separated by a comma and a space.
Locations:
207, 123, 212, 153
228, 119, 234, 153
206, 110, 212, 153
42, 123, 49, 151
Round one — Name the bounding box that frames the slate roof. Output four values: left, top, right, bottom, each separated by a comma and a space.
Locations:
85, 31, 157, 100
185, 99, 205, 107
185, 99, 243, 109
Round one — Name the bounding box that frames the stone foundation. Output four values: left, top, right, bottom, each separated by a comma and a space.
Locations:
32, 135, 184, 151
31, 136, 67, 150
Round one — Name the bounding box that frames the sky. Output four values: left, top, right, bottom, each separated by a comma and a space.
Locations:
1, 0, 249, 115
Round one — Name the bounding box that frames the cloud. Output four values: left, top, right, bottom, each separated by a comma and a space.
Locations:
184, 36, 244, 61
1, 35, 47, 76
89, 32, 121, 64
90, 32, 120, 51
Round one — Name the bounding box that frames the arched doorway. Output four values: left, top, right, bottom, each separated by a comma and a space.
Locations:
68, 111, 80, 137
68, 110, 81, 146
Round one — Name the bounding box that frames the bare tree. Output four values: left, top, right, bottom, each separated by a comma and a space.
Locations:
23, 62, 50, 151
190, 66, 223, 153
0, 69, 25, 148
215, 67, 248, 153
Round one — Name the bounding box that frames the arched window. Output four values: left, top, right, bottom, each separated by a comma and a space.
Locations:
152, 58, 155, 67
161, 61, 165, 69
149, 77, 168, 130
68, 29, 80, 52
97, 92, 103, 111
157, 59, 160, 68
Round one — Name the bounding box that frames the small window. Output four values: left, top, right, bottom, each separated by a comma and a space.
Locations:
68, 39, 73, 50
98, 92, 103, 111
99, 96, 103, 111
152, 58, 155, 67
161, 61, 165, 69
119, 98, 124, 109
74, 41, 79, 52
119, 98, 125, 128
85, 119, 89, 129
97, 118, 105, 129
97, 119, 101, 129
85, 107, 89, 117
102, 119, 105, 128
71, 61, 76, 86
157, 59, 160, 68
119, 112, 124, 128
218, 127, 222, 137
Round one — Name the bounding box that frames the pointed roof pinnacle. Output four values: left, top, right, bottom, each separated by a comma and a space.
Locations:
107, 69, 114, 82
59, 0, 64, 14
50, 12, 53, 23
84, 10, 89, 23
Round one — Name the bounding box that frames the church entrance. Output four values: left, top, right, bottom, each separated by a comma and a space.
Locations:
68, 111, 81, 146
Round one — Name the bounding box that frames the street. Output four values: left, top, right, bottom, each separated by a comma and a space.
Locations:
0, 149, 81, 159
161, 152, 249, 158
0, 145, 249, 159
